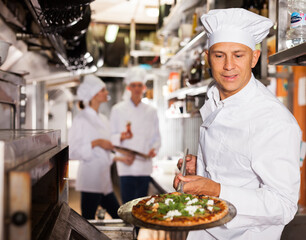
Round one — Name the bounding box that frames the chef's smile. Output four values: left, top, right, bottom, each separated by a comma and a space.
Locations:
222, 74, 238, 81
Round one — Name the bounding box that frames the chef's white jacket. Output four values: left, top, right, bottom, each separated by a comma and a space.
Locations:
188, 75, 301, 240
68, 107, 113, 194
110, 99, 161, 176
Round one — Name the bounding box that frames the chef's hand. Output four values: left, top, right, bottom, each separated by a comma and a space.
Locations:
120, 131, 133, 141
148, 148, 156, 158
177, 154, 197, 175
114, 154, 135, 166
91, 139, 114, 150
173, 174, 220, 197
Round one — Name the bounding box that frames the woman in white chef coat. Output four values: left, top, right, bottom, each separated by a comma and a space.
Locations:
110, 66, 161, 204
69, 74, 133, 219
173, 9, 302, 240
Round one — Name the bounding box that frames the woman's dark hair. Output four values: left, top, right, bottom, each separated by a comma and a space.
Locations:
78, 101, 85, 109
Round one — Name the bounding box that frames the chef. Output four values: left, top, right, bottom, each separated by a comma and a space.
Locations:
173, 8, 302, 240
68, 74, 133, 219
110, 66, 161, 204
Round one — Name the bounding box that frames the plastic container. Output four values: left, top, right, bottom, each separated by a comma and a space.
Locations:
286, 0, 306, 48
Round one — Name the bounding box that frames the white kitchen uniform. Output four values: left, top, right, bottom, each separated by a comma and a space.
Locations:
110, 99, 161, 176
188, 74, 301, 240
68, 107, 113, 194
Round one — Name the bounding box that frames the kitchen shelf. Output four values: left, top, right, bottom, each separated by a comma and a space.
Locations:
165, 78, 212, 100
166, 112, 200, 119
158, 0, 203, 36
268, 42, 306, 66
130, 50, 159, 58
165, 31, 207, 67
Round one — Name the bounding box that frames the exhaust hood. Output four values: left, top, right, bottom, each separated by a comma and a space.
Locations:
0, 0, 98, 72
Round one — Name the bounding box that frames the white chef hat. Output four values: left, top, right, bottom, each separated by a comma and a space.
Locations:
124, 66, 147, 85
201, 8, 273, 50
77, 74, 106, 103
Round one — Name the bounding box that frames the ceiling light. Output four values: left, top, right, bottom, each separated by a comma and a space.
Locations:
105, 24, 119, 43
145, 7, 159, 17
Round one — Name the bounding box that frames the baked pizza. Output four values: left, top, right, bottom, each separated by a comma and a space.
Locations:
131, 192, 229, 227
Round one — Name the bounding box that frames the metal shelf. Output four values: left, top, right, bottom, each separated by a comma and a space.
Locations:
165, 31, 207, 67
158, 0, 203, 36
165, 78, 212, 100
268, 42, 306, 66
130, 50, 159, 58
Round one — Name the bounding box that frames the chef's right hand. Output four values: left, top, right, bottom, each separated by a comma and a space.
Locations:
177, 154, 197, 175
91, 139, 114, 150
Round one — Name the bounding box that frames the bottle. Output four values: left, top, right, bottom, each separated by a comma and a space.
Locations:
192, 12, 198, 36
260, 0, 269, 17
126, 121, 133, 138
248, 0, 260, 14
188, 52, 202, 85
286, 0, 306, 48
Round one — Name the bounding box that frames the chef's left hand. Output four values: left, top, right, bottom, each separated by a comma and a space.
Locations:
148, 148, 156, 158
173, 174, 220, 197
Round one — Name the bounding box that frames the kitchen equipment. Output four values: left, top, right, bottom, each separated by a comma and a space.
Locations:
0, 69, 26, 129
0, 129, 110, 240
177, 148, 189, 193
113, 146, 150, 159
89, 219, 136, 240
0, 40, 11, 66
118, 196, 237, 231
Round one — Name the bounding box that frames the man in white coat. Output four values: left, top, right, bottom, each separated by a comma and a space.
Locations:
173, 8, 302, 240
110, 66, 161, 204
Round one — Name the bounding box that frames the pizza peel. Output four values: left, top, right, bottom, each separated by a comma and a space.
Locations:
117, 196, 237, 231
112, 146, 150, 159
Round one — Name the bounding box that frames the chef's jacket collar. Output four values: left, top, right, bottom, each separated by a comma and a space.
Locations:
128, 98, 143, 107
85, 106, 99, 116
222, 73, 257, 105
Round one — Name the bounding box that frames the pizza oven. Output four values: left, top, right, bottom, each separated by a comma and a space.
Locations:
0, 129, 113, 240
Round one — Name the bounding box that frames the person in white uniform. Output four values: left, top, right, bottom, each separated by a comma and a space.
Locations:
110, 66, 161, 204
69, 74, 133, 219
173, 8, 302, 240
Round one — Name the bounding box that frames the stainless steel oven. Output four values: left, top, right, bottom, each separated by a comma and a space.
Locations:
0, 129, 110, 240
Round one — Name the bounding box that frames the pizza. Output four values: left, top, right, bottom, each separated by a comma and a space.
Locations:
131, 192, 229, 227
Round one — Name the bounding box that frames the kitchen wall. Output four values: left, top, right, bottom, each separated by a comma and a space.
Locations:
153, 68, 202, 159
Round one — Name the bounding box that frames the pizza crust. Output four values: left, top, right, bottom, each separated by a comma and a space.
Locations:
132, 192, 229, 227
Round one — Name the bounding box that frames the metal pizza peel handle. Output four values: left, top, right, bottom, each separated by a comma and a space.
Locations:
177, 148, 189, 193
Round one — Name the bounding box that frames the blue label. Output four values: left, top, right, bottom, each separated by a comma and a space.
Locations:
290, 12, 302, 28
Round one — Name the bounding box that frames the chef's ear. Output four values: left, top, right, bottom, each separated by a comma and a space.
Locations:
251, 50, 261, 68
126, 85, 131, 91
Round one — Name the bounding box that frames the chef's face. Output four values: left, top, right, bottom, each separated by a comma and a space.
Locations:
206, 42, 260, 100
95, 87, 109, 103
128, 82, 146, 99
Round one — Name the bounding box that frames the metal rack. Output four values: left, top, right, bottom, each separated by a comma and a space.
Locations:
165, 31, 207, 68
269, 42, 306, 66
